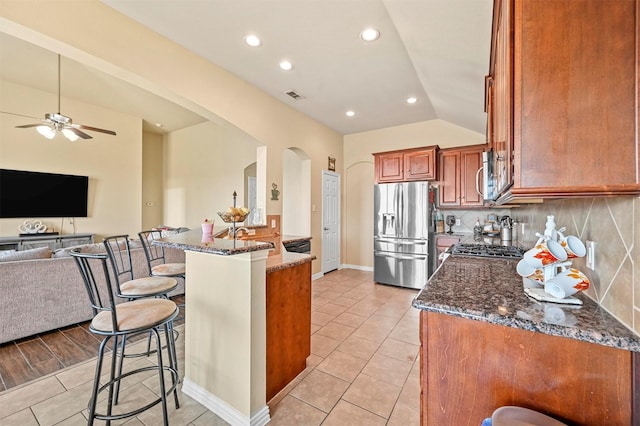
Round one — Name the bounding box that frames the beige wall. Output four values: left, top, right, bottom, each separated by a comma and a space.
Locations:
142, 132, 164, 230
1, 0, 342, 274
162, 121, 260, 229
0, 80, 143, 240
342, 119, 486, 268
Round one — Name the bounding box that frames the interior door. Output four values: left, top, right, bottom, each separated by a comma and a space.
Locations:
322, 171, 340, 273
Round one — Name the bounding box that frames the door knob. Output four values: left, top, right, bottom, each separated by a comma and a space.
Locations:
323, 227, 329, 231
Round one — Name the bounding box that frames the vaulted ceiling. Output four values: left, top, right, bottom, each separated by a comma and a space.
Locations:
1, 1, 493, 136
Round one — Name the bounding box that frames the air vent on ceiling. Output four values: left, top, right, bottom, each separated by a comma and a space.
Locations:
283, 90, 305, 100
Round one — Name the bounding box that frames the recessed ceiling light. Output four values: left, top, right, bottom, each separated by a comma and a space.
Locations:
155, 123, 163, 128
243, 34, 262, 47
407, 97, 418, 104
346, 110, 355, 117
360, 28, 380, 42
279, 60, 294, 71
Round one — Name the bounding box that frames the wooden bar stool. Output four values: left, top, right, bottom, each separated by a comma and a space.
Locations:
70, 249, 180, 425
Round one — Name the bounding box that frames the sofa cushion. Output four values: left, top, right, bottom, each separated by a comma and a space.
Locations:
0, 246, 52, 262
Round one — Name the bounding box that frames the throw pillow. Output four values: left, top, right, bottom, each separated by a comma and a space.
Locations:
0, 246, 52, 262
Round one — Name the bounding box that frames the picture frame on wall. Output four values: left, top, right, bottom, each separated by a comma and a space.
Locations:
328, 156, 336, 171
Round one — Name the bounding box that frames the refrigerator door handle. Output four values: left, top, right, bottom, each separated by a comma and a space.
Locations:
374, 251, 427, 261
375, 239, 427, 246
397, 184, 403, 236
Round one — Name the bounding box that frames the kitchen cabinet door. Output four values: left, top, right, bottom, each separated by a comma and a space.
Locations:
460, 148, 484, 206
488, 0, 640, 202
438, 145, 486, 208
404, 148, 436, 181
374, 146, 438, 183
438, 150, 460, 206
374, 151, 404, 183
421, 312, 634, 425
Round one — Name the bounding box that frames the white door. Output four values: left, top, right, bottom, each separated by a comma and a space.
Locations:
322, 171, 340, 273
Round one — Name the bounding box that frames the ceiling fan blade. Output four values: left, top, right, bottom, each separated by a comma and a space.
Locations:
67, 127, 92, 139
0, 111, 41, 120
75, 124, 117, 136
15, 123, 45, 129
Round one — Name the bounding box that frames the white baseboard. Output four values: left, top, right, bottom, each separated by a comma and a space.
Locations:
340, 264, 373, 272
313, 264, 373, 281
181, 378, 270, 426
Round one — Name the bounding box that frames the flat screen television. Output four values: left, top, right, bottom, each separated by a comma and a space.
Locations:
0, 169, 89, 218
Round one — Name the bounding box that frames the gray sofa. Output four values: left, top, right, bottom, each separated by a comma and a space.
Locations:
0, 241, 185, 344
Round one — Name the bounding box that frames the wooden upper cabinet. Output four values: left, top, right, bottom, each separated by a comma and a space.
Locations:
374, 146, 438, 183
438, 145, 486, 208
489, 0, 640, 202
375, 151, 404, 183
404, 148, 436, 181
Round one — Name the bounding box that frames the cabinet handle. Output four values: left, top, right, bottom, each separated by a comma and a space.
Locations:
476, 166, 484, 196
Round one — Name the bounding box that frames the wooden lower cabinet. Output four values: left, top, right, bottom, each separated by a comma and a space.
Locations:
420, 311, 635, 425
266, 261, 311, 401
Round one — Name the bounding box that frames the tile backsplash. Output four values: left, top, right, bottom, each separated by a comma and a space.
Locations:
436, 208, 514, 235
515, 196, 638, 336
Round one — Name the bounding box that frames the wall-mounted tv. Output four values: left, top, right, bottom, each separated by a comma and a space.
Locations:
0, 169, 89, 218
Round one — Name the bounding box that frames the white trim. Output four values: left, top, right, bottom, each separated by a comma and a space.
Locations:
182, 378, 270, 426
340, 264, 373, 272
312, 272, 324, 280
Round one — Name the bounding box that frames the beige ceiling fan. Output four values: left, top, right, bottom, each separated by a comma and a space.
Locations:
2, 54, 116, 141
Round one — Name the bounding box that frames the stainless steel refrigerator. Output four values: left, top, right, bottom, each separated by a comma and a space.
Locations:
374, 182, 433, 289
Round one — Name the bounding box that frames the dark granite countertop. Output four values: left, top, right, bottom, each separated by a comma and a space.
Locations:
153, 229, 315, 273
412, 254, 640, 352
266, 251, 316, 273
153, 229, 274, 256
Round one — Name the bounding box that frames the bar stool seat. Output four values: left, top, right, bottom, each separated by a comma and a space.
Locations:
91, 298, 177, 332
138, 230, 186, 281
119, 276, 178, 298
150, 262, 186, 277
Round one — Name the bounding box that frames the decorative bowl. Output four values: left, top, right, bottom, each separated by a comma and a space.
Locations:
217, 208, 250, 223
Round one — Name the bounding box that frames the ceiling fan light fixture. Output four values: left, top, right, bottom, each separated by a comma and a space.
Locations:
36, 125, 56, 139
62, 128, 79, 142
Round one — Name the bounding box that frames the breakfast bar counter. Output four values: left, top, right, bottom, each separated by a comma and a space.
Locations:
412, 254, 640, 425
154, 229, 315, 426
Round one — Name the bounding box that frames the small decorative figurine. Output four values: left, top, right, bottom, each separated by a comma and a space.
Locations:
271, 183, 280, 200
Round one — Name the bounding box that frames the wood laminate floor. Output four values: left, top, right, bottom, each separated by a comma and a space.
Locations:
0, 295, 185, 393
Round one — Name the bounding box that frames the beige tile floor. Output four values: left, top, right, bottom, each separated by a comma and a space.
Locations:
0, 269, 421, 425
